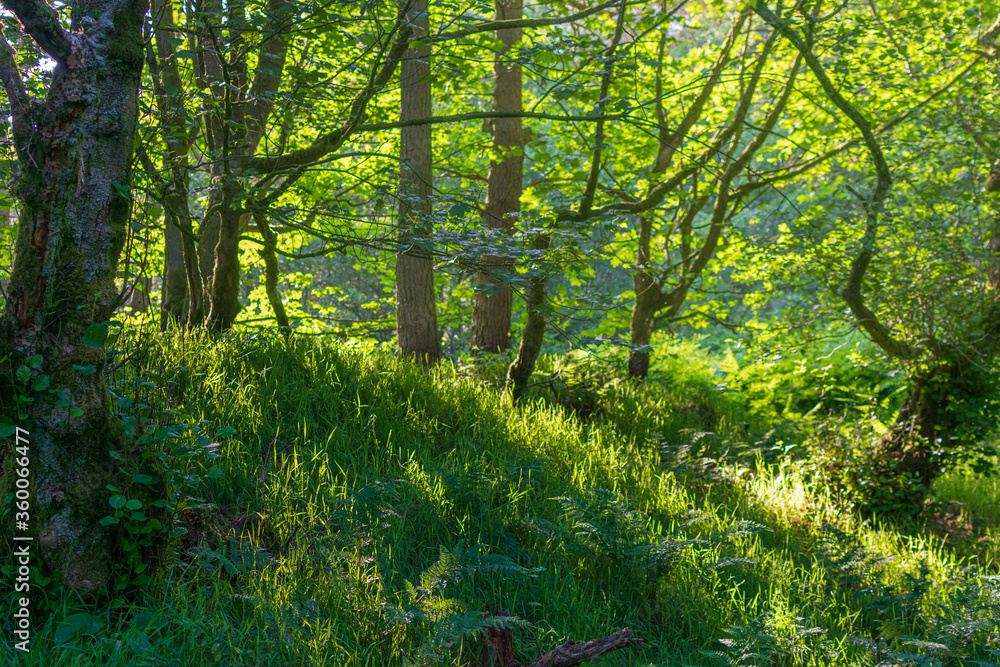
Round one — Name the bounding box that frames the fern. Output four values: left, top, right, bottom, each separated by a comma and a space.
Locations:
190, 538, 275, 576
387, 541, 539, 665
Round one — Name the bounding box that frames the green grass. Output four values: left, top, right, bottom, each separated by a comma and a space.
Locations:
2, 330, 997, 666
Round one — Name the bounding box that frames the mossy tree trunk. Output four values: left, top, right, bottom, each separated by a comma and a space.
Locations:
0, 0, 147, 595
506, 234, 551, 398
161, 217, 188, 329
628, 216, 660, 378
471, 0, 523, 354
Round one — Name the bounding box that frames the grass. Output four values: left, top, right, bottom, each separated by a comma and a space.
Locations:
1, 329, 998, 666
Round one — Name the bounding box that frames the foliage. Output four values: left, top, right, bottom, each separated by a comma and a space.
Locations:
1, 332, 995, 664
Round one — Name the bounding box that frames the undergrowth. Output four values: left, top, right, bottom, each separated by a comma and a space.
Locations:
0, 329, 996, 665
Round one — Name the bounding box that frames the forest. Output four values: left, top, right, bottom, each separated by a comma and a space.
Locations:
0, 0, 998, 664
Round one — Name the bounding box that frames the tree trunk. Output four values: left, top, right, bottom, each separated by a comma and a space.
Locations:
395, 0, 440, 364
255, 212, 290, 331
506, 235, 551, 398
206, 196, 245, 332
628, 216, 660, 377
151, 0, 203, 328
161, 214, 188, 329
471, 0, 523, 354
874, 358, 985, 513
126, 276, 152, 313
0, 0, 147, 595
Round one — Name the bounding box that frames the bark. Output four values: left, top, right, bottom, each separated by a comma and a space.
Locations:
520, 628, 644, 667
624, 11, 801, 377
0, 0, 147, 595
254, 212, 290, 331
204, 0, 251, 332
149, 0, 203, 328
871, 358, 987, 511
506, 235, 551, 398
126, 276, 152, 313
471, 0, 523, 354
476, 611, 644, 667
628, 217, 658, 377
986, 132, 1000, 291
161, 213, 187, 329
880, 369, 950, 492
395, 0, 441, 364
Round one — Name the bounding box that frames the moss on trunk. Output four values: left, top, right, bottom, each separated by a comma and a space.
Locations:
0, 0, 148, 595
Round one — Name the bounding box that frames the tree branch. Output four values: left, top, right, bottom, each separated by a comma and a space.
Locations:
249, 5, 414, 174
429, 0, 643, 44
519, 627, 644, 667
357, 108, 634, 132
246, 0, 291, 152
753, 0, 918, 360
0, 30, 33, 154
578, 0, 628, 216
2, 0, 72, 64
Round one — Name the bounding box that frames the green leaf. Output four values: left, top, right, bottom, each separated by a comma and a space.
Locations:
125, 499, 143, 510
29, 354, 43, 369
16, 365, 30, 384
83, 323, 109, 348
31, 375, 50, 391
110, 495, 127, 509
72, 364, 97, 376
54, 612, 103, 644
216, 426, 236, 438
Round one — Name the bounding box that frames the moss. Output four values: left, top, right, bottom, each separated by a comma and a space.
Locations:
107, 1, 146, 73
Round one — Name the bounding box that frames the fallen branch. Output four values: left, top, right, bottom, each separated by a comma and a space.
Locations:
518, 628, 644, 667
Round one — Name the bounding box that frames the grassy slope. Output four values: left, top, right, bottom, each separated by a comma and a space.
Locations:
2, 332, 998, 666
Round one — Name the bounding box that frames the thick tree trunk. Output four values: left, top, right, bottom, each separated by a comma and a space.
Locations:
471, 0, 523, 354
506, 235, 551, 398
0, 0, 147, 595
161, 214, 188, 329
395, 0, 440, 364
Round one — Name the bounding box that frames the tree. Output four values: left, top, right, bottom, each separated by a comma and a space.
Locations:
0, 0, 148, 593
470, 0, 523, 354
750, 1, 1000, 507
395, 0, 441, 363
141, 0, 415, 333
